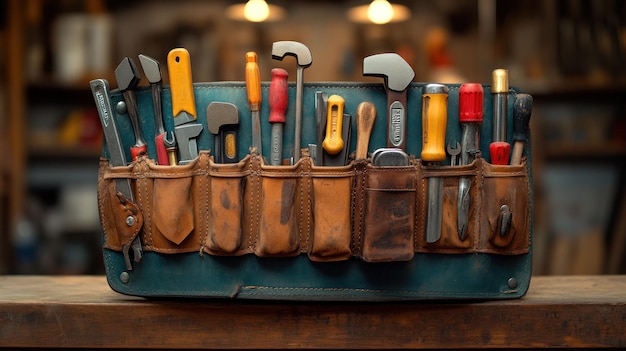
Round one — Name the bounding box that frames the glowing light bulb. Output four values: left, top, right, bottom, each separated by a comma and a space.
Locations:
244, 0, 270, 22
367, 0, 394, 24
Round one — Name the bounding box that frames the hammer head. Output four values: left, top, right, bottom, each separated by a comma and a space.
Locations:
206, 102, 239, 135
363, 53, 414, 92
272, 41, 312, 67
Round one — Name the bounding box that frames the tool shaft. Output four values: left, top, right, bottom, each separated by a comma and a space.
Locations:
270, 123, 283, 165
294, 66, 304, 162
426, 173, 443, 243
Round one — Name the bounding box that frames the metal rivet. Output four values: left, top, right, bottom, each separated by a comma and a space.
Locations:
120, 271, 130, 284
125, 216, 135, 227
507, 277, 518, 289
116, 101, 127, 115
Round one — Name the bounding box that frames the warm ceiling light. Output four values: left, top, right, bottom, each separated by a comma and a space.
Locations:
244, 0, 270, 22
348, 1, 411, 24
368, 0, 393, 24
226, 1, 286, 22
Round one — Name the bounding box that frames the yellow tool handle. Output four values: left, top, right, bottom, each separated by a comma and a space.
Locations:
245, 52, 262, 111
167, 48, 196, 119
322, 94, 345, 155
421, 86, 449, 162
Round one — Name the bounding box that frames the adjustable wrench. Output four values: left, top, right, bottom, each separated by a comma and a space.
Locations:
90, 79, 142, 270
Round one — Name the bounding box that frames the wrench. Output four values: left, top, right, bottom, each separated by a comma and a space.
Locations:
447, 142, 461, 166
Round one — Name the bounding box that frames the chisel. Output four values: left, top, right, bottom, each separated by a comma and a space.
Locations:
245, 52, 263, 157
510, 93, 533, 165
489, 68, 510, 165
457, 83, 484, 240
90, 78, 142, 270
422, 83, 449, 243
268, 68, 288, 165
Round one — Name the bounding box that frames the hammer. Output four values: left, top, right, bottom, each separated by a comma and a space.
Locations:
271, 41, 312, 163
363, 53, 415, 150
207, 102, 240, 164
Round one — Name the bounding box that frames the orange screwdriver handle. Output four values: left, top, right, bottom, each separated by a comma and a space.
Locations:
269, 68, 288, 123
245, 52, 262, 111
322, 95, 345, 155
167, 48, 196, 119
130, 144, 147, 161
421, 84, 449, 162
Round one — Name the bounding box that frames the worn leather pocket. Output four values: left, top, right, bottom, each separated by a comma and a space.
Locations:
254, 162, 302, 257
361, 165, 417, 262
308, 163, 354, 262
417, 160, 479, 253
204, 156, 248, 255
478, 161, 530, 254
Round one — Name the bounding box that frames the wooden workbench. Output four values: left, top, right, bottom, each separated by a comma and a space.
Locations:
1, 275, 624, 349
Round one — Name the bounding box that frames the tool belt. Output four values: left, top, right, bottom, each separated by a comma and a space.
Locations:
96, 79, 532, 300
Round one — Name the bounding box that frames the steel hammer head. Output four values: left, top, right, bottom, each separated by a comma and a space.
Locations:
207, 102, 239, 135
363, 53, 414, 92
272, 41, 312, 67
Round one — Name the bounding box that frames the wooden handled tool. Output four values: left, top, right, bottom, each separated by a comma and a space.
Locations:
355, 102, 376, 160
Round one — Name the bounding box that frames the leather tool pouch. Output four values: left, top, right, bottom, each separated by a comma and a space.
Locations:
98, 82, 533, 300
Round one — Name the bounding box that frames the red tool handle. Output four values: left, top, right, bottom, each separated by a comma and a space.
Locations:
269, 68, 288, 123
130, 144, 147, 161
489, 141, 510, 165
459, 83, 483, 123
155, 133, 169, 165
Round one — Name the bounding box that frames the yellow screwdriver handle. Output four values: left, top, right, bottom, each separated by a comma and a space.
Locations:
167, 48, 196, 119
421, 84, 449, 162
322, 94, 345, 155
245, 52, 262, 111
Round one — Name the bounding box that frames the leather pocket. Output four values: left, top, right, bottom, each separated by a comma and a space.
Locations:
254, 162, 301, 257
147, 158, 202, 253
204, 157, 248, 255
418, 161, 479, 253
361, 165, 417, 262
478, 161, 530, 254
308, 164, 354, 262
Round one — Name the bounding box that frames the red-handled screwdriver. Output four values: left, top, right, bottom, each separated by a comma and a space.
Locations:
457, 83, 484, 240
269, 68, 289, 165
489, 69, 510, 165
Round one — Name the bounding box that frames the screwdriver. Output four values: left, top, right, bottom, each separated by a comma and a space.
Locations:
322, 95, 345, 155
268, 68, 289, 165
422, 83, 449, 244
489, 68, 510, 165
245, 52, 263, 157
457, 83, 484, 240
510, 93, 533, 165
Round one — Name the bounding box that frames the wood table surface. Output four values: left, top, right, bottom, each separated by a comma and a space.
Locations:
1, 275, 625, 349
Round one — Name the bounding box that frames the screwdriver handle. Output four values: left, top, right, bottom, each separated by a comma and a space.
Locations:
245, 52, 262, 111
155, 133, 169, 165
130, 144, 147, 161
322, 95, 345, 155
421, 84, 449, 162
513, 93, 533, 141
489, 141, 511, 165
459, 83, 484, 123
167, 48, 196, 119
269, 68, 288, 123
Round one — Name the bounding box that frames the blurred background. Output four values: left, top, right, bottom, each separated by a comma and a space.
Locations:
1, 0, 624, 275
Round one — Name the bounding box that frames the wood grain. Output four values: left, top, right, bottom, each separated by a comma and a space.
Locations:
1, 275, 625, 349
